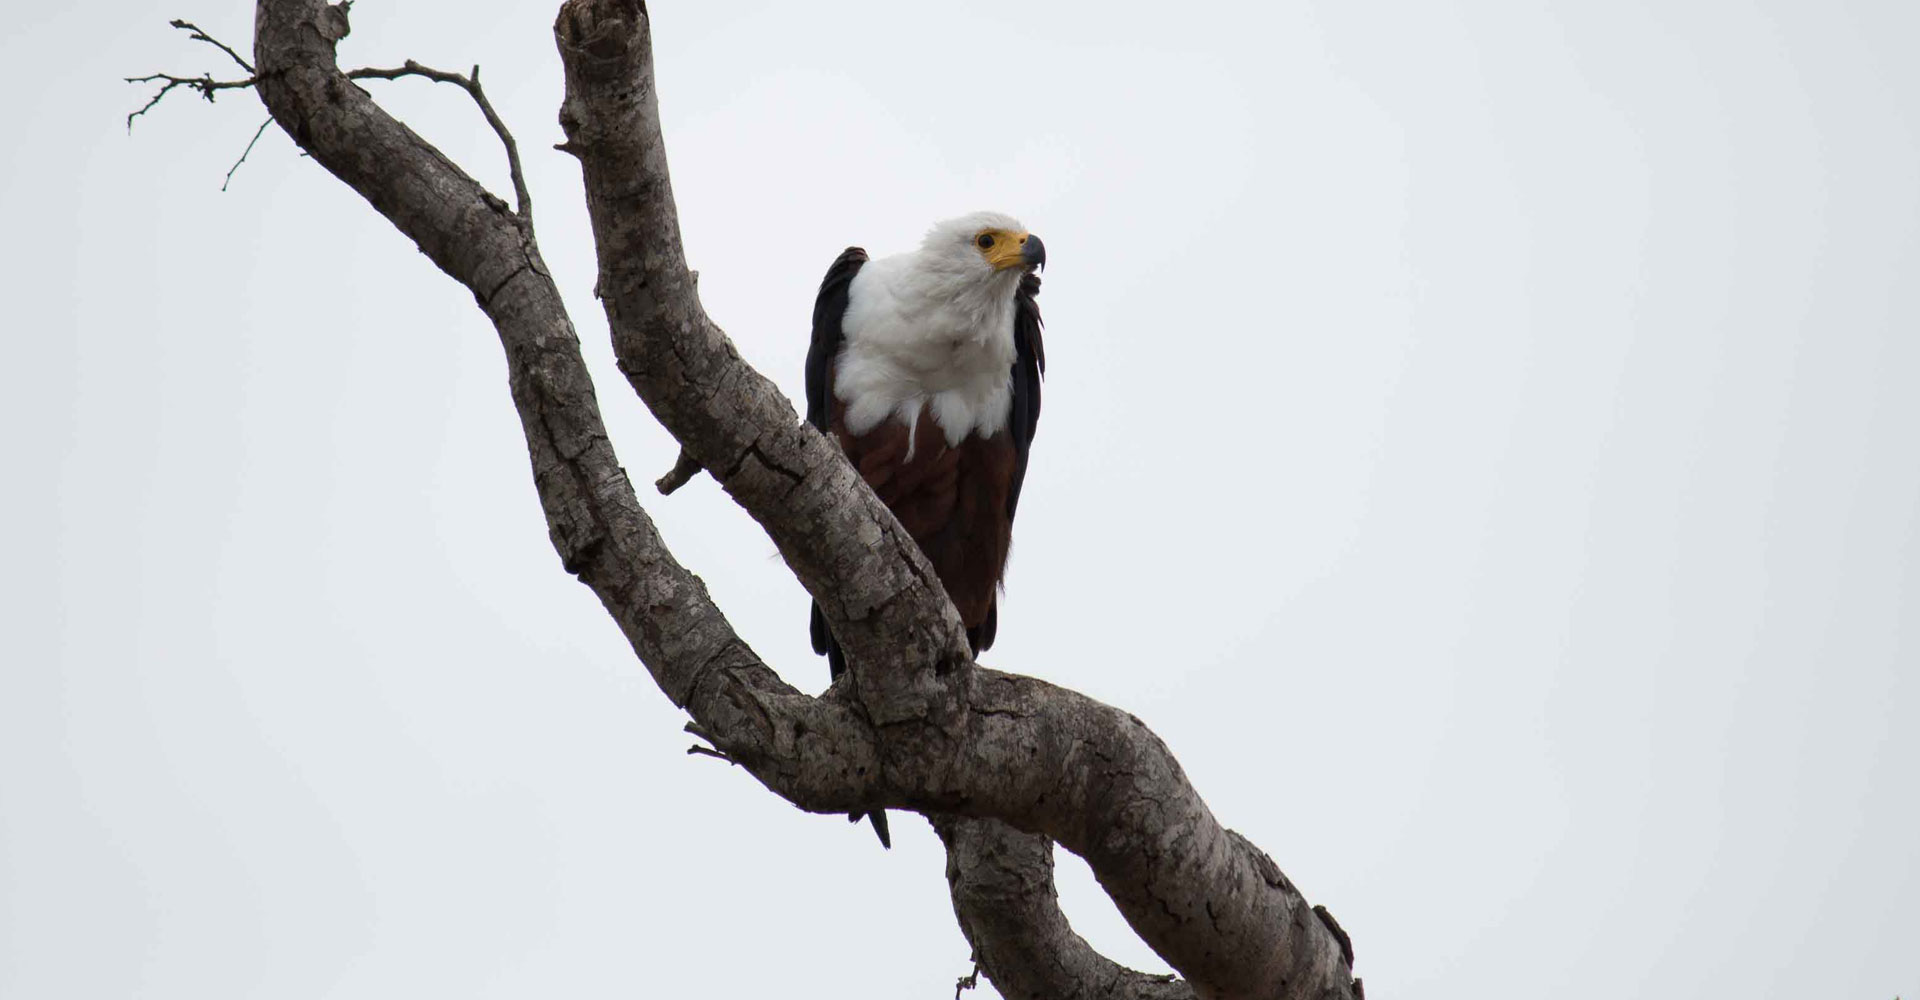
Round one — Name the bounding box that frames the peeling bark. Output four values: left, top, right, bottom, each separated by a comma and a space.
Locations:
233, 1, 1364, 996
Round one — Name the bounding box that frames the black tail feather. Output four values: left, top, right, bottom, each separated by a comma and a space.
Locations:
850, 809, 891, 848
967, 600, 995, 656
812, 601, 849, 680
817, 602, 883, 846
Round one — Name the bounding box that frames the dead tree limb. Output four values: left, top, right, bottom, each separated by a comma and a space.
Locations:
937, 817, 1199, 1000
343, 60, 532, 220
124, 1, 1385, 996
125, 19, 257, 131
221, 116, 274, 191
125, 71, 255, 131
548, 3, 1358, 995
129, 24, 526, 212
174, 17, 255, 73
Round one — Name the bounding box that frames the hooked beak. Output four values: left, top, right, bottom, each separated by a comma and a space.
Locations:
1021, 233, 1047, 272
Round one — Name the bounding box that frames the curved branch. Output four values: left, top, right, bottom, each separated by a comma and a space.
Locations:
173, 17, 255, 73
937, 818, 1195, 1000
251, 0, 891, 817
548, 2, 1361, 997
553, 0, 971, 715
344, 60, 531, 220
240, 1, 1361, 996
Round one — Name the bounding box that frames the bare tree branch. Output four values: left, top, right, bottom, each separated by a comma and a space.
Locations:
127, 21, 528, 219
171, 17, 255, 74
222, 117, 274, 191
124, 71, 256, 132
937, 817, 1198, 1000
112, 1, 1381, 996
548, 3, 1361, 997
250, 0, 888, 835
554, 0, 970, 719
124, 18, 260, 132
344, 60, 532, 221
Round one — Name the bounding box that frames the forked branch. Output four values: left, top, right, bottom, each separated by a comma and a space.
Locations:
127, 20, 530, 219
344, 61, 532, 220
131, 1, 1366, 997
172, 17, 255, 73
125, 19, 255, 131
124, 71, 255, 132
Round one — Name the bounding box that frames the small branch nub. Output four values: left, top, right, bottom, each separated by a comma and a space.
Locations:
954, 959, 981, 1000
656, 448, 704, 495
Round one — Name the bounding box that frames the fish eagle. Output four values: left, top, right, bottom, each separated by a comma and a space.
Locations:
804, 212, 1047, 844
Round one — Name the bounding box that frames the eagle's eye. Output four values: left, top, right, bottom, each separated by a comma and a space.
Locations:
976, 233, 995, 250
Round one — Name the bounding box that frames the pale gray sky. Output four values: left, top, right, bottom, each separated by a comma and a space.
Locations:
5, 2, 1916, 998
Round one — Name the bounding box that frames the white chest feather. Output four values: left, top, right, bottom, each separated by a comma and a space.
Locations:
835, 255, 1020, 448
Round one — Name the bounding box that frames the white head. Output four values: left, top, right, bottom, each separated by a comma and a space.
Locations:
915, 211, 1047, 280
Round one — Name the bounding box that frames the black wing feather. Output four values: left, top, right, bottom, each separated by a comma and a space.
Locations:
1007, 271, 1045, 520
804, 246, 889, 848
974, 272, 1046, 656
803, 248, 864, 668
802, 245, 864, 675
805, 247, 867, 433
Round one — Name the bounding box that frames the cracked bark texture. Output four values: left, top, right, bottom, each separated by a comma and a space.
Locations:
244, 1, 1362, 997
938, 817, 1198, 1000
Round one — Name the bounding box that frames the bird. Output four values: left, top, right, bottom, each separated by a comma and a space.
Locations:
804, 211, 1047, 847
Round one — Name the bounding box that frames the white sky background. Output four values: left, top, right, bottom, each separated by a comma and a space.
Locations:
4, 0, 1916, 997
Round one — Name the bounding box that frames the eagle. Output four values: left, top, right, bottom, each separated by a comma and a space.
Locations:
804, 212, 1047, 846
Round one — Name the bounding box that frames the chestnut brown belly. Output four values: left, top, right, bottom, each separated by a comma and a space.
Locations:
832, 403, 1015, 628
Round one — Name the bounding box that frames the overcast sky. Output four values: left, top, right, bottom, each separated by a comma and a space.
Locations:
5, 1, 1917, 998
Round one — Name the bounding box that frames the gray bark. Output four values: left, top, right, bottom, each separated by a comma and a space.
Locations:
937, 817, 1199, 1000
239, 1, 1363, 996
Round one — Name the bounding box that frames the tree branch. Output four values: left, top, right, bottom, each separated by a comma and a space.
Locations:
222, 117, 275, 191
344, 60, 532, 221
225, 1, 1364, 996
127, 19, 528, 217
250, 0, 889, 837
937, 817, 1197, 1000
554, 0, 970, 727
124, 71, 256, 132
654, 447, 704, 495
548, 3, 1361, 997
173, 17, 255, 73
125, 19, 259, 132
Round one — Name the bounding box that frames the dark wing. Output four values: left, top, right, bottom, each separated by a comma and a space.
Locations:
804, 246, 890, 847
805, 247, 867, 432
805, 247, 865, 670
973, 272, 1046, 655
1006, 270, 1046, 519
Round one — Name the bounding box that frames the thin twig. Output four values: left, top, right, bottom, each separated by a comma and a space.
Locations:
683, 722, 732, 763
222, 117, 275, 191
954, 960, 981, 1000
125, 26, 527, 215
124, 72, 256, 132
345, 61, 532, 221
169, 18, 254, 74
656, 448, 704, 495
124, 20, 258, 133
